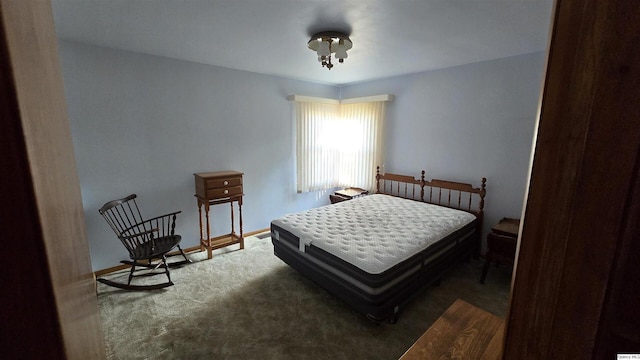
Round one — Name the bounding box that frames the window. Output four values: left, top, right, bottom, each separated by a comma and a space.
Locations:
292, 96, 388, 193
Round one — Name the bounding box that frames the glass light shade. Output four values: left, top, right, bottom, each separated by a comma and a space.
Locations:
307, 39, 320, 51
317, 40, 330, 57
334, 46, 348, 60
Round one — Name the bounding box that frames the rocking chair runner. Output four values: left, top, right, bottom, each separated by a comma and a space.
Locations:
98, 194, 191, 290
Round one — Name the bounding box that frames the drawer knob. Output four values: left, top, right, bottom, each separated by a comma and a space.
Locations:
224, 189, 229, 194
223, 180, 229, 185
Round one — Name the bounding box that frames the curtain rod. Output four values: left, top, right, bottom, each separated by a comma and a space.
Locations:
287, 94, 394, 104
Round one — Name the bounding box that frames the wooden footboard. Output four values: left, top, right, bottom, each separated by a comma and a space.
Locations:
376, 166, 487, 256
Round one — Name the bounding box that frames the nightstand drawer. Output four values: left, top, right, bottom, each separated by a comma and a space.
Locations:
206, 185, 242, 199
206, 177, 242, 189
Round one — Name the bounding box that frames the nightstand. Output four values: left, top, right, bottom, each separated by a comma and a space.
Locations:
194, 171, 244, 259
480, 217, 519, 284
329, 187, 369, 204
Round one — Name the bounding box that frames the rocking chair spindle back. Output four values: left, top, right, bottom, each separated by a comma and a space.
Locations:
97, 194, 191, 290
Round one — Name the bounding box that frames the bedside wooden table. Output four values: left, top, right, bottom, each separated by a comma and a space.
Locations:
329, 187, 369, 204
194, 171, 244, 259
480, 217, 519, 284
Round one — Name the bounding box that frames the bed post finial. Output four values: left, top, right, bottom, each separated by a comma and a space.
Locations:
376, 166, 381, 193
420, 170, 426, 201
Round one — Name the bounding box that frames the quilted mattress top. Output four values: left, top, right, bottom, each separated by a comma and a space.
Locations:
271, 194, 476, 274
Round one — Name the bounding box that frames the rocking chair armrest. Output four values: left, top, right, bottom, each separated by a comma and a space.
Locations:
120, 211, 182, 239
142, 211, 182, 224
123, 211, 182, 231
121, 227, 159, 240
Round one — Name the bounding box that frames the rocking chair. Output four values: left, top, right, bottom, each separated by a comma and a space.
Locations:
97, 194, 191, 290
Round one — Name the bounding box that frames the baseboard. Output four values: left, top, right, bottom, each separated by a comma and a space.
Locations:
93, 227, 270, 277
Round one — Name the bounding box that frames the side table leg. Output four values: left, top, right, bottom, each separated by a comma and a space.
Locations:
197, 200, 204, 252
239, 200, 244, 249
230, 201, 235, 237
205, 202, 212, 259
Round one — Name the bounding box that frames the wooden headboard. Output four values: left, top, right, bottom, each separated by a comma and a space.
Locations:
375, 166, 487, 257
375, 166, 487, 218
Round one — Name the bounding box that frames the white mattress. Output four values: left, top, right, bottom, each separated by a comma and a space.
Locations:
271, 194, 476, 274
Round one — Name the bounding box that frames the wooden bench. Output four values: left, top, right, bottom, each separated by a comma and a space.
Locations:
399, 299, 504, 359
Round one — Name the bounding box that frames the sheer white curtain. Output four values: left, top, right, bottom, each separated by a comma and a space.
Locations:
295, 99, 386, 193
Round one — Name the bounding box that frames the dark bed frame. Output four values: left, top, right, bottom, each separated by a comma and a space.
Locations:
271, 167, 486, 323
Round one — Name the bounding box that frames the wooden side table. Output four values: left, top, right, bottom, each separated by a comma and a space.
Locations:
194, 171, 244, 259
329, 187, 369, 204
480, 217, 519, 284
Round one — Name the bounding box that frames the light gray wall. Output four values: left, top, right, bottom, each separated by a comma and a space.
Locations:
60, 40, 544, 270
59, 41, 339, 270
341, 52, 546, 245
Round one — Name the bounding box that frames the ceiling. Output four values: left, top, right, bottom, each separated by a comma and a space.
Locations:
51, 0, 554, 86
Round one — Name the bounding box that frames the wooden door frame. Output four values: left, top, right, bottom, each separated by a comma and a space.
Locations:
0, 0, 105, 358
504, 0, 640, 358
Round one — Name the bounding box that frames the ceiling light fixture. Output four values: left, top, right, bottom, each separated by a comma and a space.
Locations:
307, 31, 352, 70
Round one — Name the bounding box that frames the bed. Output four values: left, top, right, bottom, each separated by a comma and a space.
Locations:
270, 167, 486, 323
